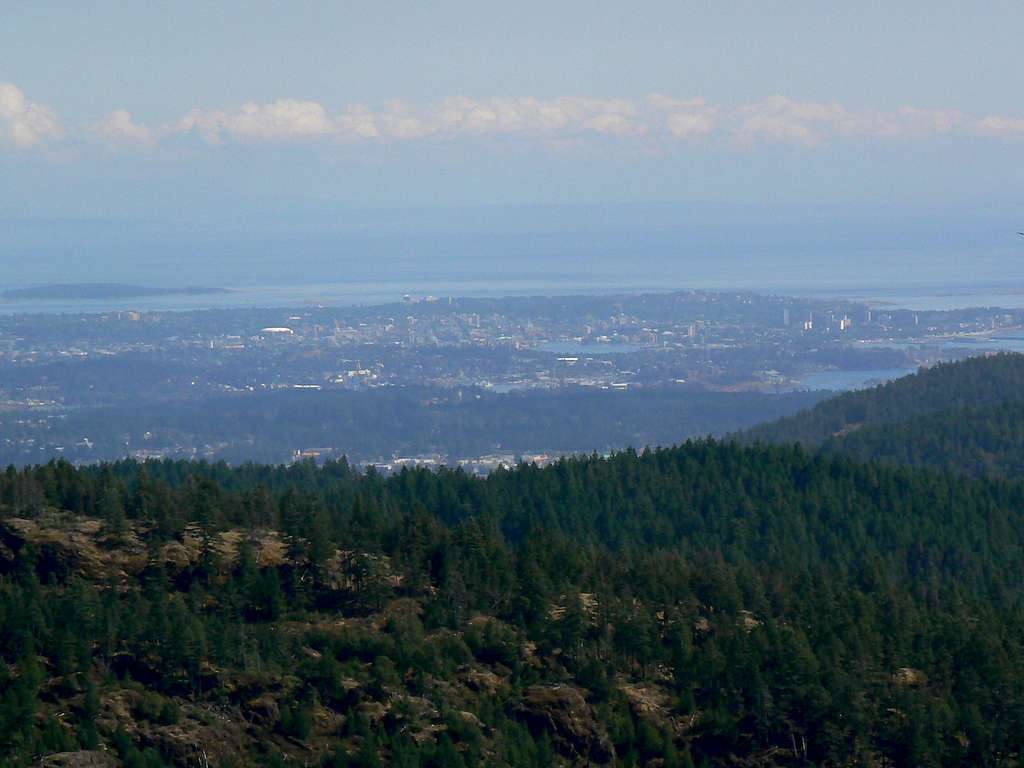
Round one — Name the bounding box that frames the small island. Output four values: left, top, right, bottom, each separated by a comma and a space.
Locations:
2, 283, 231, 301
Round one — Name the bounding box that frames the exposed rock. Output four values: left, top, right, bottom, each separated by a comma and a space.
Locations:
359, 700, 389, 725
38, 751, 118, 768
312, 702, 345, 736
892, 667, 928, 687
255, 534, 289, 567
0, 516, 147, 583
461, 666, 507, 696
621, 680, 671, 718
246, 694, 281, 727
0, 516, 315, 591
457, 710, 484, 729
519, 684, 614, 763
739, 610, 762, 632
213, 528, 245, 566
139, 717, 249, 767
160, 541, 193, 571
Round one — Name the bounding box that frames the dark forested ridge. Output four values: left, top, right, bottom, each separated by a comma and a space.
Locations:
809, 399, 1024, 478
744, 352, 1024, 476
3, 442, 1024, 766
0, 385, 824, 466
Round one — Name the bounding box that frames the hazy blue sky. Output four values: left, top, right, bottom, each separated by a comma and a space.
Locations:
1, 2, 1023, 288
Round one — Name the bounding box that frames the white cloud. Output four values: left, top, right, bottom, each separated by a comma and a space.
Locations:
859, 106, 966, 139
172, 95, 647, 144
582, 111, 642, 137
94, 109, 154, 145
971, 115, 1024, 139
664, 112, 715, 138
0, 82, 62, 147
4, 82, 1024, 153
177, 98, 335, 143
81, 93, 1024, 150
422, 96, 642, 138
335, 104, 380, 140
650, 97, 717, 139
374, 100, 429, 140
716, 97, 998, 147
731, 95, 848, 146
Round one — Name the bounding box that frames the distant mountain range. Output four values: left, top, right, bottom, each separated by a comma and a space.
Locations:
2, 283, 230, 300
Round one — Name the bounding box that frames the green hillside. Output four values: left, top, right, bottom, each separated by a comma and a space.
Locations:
808, 399, 1024, 477
745, 353, 1024, 476
2, 444, 1024, 766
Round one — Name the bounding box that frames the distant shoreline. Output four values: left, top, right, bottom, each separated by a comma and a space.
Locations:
2, 283, 232, 301
0, 279, 1023, 317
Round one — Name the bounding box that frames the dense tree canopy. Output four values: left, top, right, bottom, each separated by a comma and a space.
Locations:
746, 352, 1024, 478
0, 384, 823, 466
2, 439, 1024, 765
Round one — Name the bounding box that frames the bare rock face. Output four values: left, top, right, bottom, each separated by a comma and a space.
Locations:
139, 719, 249, 768
518, 684, 614, 763
892, 667, 928, 687
0, 516, 148, 583
38, 751, 119, 767
0, 515, 304, 588
247, 694, 281, 727
461, 666, 507, 695
619, 680, 683, 736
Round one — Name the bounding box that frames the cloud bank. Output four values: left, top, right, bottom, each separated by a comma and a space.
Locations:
93, 109, 155, 145
4, 81, 1024, 152
0, 83, 63, 147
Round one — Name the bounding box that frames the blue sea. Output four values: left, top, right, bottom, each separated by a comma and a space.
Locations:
4, 202, 1024, 315
5, 275, 1024, 317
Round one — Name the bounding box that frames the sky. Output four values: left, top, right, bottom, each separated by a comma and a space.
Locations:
1, 1, 1023, 288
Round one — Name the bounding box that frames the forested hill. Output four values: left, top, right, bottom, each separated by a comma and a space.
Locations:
3, 443, 1024, 766
743, 353, 1024, 475
802, 399, 1024, 478
0, 385, 824, 467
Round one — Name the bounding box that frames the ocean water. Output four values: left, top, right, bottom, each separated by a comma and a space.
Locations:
5, 275, 1024, 316
797, 369, 916, 392
861, 335, 1024, 355
5, 202, 1024, 315
0, 276, 681, 316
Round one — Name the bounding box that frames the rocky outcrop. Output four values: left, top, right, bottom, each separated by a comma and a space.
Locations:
518, 684, 614, 763
0, 516, 147, 583
137, 717, 250, 768
461, 666, 507, 696
246, 694, 281, 727
892, 667, 928, 687
38, 752, 118, 768
0, 515, 322, 586
2, 513, 693, 766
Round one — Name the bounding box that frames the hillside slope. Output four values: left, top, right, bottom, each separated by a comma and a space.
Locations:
2, 444, 1024, 766
744, 353, 1024, 475
0, 385, 825, 466
809, 399, 1024, 477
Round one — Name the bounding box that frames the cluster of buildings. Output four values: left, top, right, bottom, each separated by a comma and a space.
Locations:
0, 291, 1022, 469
